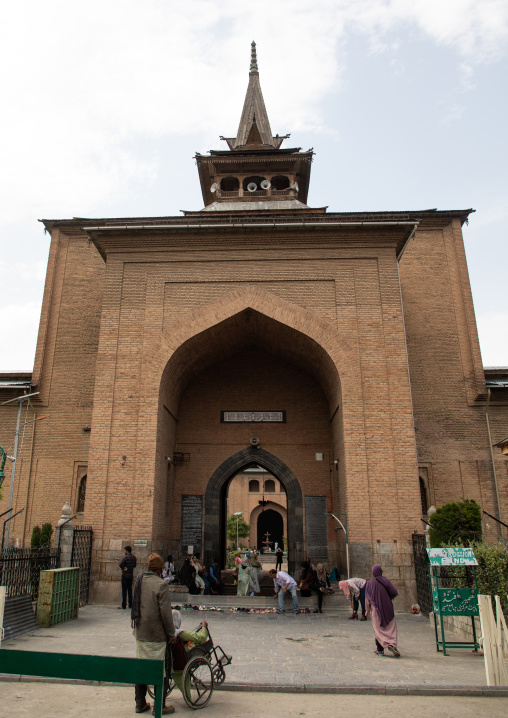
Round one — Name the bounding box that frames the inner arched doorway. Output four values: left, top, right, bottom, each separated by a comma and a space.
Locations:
204, 447, 304, 575
257, 509, 283, 551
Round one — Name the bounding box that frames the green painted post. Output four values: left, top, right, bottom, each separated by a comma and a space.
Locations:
154, 683, 163, 717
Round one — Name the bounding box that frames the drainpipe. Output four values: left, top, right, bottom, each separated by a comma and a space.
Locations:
485, 388, 503, 539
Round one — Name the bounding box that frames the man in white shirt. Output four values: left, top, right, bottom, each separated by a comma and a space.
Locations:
269, 569, 298, 614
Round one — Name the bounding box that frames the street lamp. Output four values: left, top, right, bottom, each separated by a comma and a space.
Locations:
326, 512, 350, 579
233, 511, 242, 551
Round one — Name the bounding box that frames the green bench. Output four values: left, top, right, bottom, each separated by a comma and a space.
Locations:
0, 649, 165, 717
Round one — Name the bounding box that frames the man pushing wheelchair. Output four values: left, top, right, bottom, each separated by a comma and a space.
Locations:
132, 552, 231, 713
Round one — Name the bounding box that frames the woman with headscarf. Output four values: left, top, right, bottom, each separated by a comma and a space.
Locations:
365, 565, 400, 657
248, 549, 262, 596
190, 553, 210, 595
162, 555, 175, 584
313, 564, 330, 613
236, 556, 252, 596
338, 577, 367, 620
178, 558, 200, 595
297, 559, 315, 597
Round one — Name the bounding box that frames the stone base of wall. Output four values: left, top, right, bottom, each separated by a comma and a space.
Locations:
90, 580, 122, 605
351, 540, 417, 611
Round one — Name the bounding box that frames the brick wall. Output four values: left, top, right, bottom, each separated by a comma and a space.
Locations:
2, 211, 505, 609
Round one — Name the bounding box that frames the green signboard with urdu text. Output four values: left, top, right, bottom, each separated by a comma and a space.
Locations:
432, 587, 479, 616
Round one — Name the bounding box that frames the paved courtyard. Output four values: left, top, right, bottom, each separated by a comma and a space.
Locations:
1, 605, 492, 692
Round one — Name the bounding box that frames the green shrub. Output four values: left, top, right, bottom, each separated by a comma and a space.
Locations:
30, 523, 53, 548
30, 525, 41, 548
429, 499, 482, 547
473, 542, 508, 615
441, 541, 508, 616
40, 523, 53, 547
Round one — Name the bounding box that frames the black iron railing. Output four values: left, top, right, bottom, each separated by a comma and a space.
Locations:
0, 547, 60, 600
412, 533, 432, 616
71, 526, 93, 606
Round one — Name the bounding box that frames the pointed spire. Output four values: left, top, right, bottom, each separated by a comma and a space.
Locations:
250, 41, 258, 73
230, 42, 282, 150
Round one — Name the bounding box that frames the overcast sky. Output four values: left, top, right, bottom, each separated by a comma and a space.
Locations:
1, 0, 507, 370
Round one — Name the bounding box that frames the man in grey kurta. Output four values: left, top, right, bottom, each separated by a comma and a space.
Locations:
132, 553, 176, 714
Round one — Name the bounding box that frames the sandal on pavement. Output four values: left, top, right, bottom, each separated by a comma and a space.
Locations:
374, 650, 384, 656
388, 645, 400, 658
136, 703, 151, 714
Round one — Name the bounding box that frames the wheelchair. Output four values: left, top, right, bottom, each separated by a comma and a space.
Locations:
148, 626, 232, 710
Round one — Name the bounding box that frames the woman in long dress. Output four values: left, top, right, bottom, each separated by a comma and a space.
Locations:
236, 557, 252, 596
365, 564, 400, 657
248, 550, 262, 595
191, 553, 210, 595
314, 564, 330, 613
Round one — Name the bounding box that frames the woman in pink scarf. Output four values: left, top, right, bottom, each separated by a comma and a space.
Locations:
365, 564, 400, 657
338, 578, 367, 620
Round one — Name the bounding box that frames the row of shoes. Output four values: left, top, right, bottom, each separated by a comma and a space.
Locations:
229, 607, 316, 614
177, 603, 225, 611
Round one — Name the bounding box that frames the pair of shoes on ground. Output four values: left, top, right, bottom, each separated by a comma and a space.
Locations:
136, 703, 175, 715
375, 645, 400, 658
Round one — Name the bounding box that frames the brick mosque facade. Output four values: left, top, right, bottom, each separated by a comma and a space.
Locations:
1, 44, 507, 607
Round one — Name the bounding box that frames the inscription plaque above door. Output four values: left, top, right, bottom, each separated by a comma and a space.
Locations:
221, 411, 286, 423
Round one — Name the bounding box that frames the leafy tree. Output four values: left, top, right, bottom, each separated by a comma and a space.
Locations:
429, 499, 482, 547
226, 514, 250, 544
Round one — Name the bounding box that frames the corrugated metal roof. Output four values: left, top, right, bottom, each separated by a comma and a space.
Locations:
486, 380, 508, 388
0, 380, 31, 388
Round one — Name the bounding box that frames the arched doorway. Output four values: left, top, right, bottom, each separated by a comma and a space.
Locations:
203, 446, 304, 575
257, 509, 283, 551
152, 300, 343, 573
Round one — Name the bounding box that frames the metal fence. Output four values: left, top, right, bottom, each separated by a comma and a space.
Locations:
412, 533, 432, 616
0, 547, 60, 600
71, 526, 93, 607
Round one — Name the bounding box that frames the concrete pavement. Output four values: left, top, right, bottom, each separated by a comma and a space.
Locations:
1, 683, 508, 718
0, 605, 499, 693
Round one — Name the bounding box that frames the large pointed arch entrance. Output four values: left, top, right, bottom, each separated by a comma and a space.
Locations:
148, 293, 347, 577
203, 447, 303, 575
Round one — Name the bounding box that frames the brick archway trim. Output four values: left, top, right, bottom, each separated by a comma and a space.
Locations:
203, 446, 303, 575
